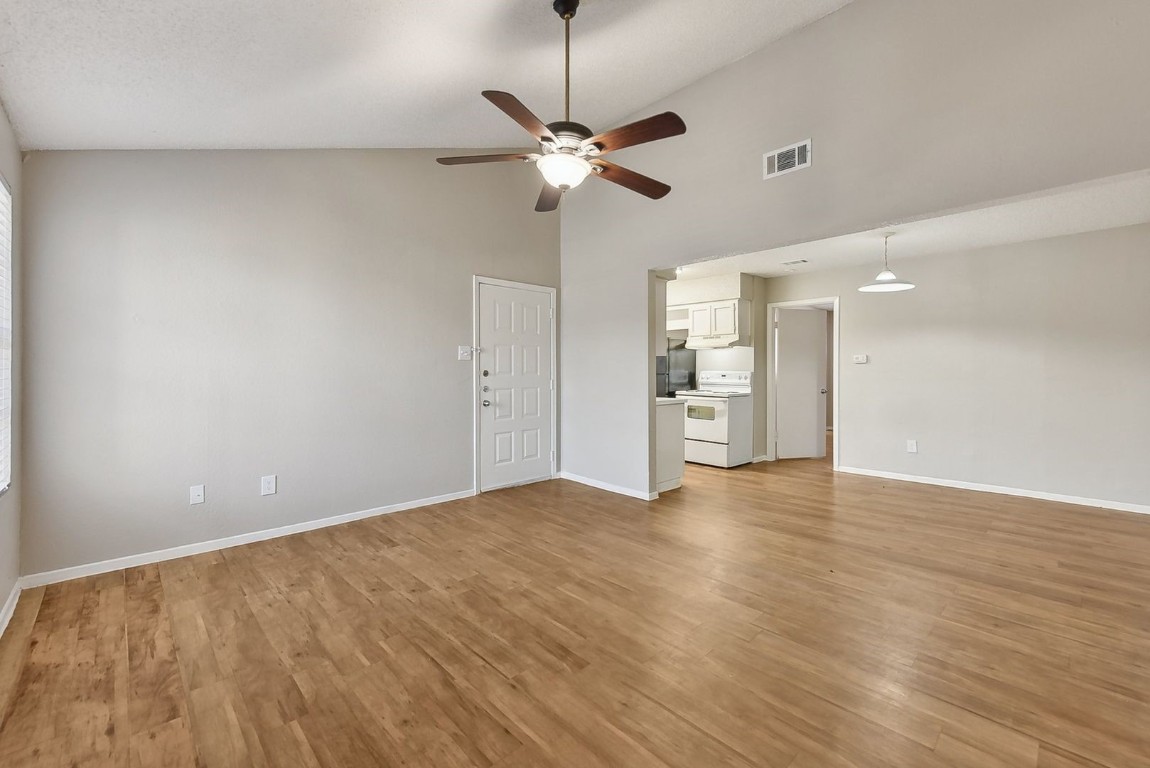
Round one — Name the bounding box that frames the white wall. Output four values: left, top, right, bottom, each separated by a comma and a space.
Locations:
695, 347, 753, 373
666, 273, 752, 306
560, 0, 1150, 496
0, 103, 20, 606
22, 150, 558, 575
764, 224, 1150, 509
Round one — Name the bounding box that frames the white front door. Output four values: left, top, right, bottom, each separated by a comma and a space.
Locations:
478, 282, 554, 491
775, 307, 828, 459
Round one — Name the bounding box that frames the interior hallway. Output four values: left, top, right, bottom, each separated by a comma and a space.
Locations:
0, 455, 1147, 767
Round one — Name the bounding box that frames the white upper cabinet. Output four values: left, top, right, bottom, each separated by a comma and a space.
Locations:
669, 299, 751, 348
688, 304, 714, 337
711, 300, 738, 336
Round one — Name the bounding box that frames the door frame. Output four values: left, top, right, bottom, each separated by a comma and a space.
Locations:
472, 275, 558, 493
765, 296, 840, 469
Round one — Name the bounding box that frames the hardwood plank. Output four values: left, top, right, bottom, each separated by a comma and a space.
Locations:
1, 446, 1148, 767
0, 586, 45, 729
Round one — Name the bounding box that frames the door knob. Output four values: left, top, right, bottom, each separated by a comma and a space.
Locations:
820, 388, 828, 394
482, 385, 490, 392
482, 369, 489, 377
482, 400, 491, 407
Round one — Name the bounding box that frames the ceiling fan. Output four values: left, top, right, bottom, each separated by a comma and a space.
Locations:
437, 0, 687, 212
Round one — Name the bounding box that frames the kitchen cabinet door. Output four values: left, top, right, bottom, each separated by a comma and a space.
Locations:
711, 300, 738, 336
688, 304, 713, 337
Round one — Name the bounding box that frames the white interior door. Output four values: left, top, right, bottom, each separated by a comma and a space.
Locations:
775, 307, 828, 459
478, 282, 554, 491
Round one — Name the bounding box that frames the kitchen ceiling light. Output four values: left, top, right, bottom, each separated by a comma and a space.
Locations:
536, 152, 593, 189
859, 233, 915, 293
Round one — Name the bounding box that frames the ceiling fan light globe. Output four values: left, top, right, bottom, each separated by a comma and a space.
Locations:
537, 153, 592, 189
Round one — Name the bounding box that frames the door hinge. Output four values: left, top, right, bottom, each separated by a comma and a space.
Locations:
550, 379, 554, 391
549, 307, 554, 319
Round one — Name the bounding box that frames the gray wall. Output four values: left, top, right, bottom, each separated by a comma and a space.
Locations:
0, 104, 20, 602
560, 0, 1150, 495
764, 224, 1150, 508
22, 150, 559, 574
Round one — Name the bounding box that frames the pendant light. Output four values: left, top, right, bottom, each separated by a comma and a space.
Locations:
858, 233, 915, 293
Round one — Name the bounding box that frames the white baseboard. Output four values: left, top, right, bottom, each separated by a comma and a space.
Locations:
752, 455, 770, 464
836, 467, 1150, 516
655, 478, 682, 493
18, 489, 476, 590
558, 472, 657, 501
0, 580, 20, 640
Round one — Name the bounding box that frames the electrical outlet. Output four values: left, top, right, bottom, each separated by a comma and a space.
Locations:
457, 345, 473, 361
853, 354, 869, 364
906, 439, 918, 454
261, 475, 277, 496
190, 484, 205, 505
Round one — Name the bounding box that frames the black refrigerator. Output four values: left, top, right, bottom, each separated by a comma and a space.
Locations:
655, 342, 696, 397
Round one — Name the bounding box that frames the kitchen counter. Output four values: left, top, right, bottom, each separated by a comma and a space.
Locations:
654, 398, 686, 493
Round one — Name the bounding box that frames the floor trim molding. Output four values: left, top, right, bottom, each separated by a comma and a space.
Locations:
0, 581, 20, 640
17, 489, 477, 589
836, 466, 1150, 516
558, 472, 657, 501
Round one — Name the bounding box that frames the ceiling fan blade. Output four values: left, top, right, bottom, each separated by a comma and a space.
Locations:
482, 91, 559, 145
535, 184, 563, 212
582, 112, 686, 155
590, 160, 671, 199
436, 152, 538, 165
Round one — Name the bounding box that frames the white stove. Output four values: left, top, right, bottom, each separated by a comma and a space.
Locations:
678, 371, 753, 468
677, 371, 752, 398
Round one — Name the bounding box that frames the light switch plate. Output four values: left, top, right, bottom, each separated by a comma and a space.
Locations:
261, 475, 277, 496
906, 439, 918, 454
457, 345, 473, 361
190, 484, 205, 505
853, 354, 869, 364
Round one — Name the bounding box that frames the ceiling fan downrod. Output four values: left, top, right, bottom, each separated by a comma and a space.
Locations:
553, 0, 579, 122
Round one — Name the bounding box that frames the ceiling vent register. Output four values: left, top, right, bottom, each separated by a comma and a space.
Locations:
763, 139, 812, 180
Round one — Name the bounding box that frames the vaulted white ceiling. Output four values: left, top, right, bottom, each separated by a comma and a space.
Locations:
0, 0, 852, 150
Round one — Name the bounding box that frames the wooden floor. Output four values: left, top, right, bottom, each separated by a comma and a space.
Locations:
2, 451, 1149, 767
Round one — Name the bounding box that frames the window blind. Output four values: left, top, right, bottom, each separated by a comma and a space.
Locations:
0, 179, 11, 491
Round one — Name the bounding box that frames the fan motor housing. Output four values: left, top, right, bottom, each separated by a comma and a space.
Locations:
547, 121, 592, 150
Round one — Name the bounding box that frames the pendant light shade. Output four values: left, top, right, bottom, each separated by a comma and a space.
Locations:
859, 234, 915, 293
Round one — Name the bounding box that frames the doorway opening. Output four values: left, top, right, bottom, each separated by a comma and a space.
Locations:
766, 297, 840, 469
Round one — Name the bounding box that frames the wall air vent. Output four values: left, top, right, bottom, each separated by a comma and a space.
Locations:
781, 259, 808, 267
763, 139, 812, 180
